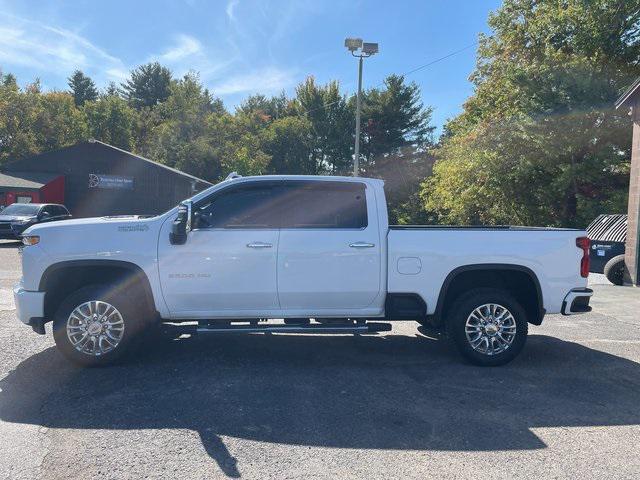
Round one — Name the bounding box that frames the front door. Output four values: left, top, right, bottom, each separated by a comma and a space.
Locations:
158, 181, 282, 318
276, 180, 383, 316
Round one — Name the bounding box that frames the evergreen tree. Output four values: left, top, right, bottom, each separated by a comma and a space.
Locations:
122, 62, 172, 109
103, 81, 120, 97
68, 70, 98, 106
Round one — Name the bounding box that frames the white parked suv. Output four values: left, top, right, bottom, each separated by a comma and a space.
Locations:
14, 175, 593, 367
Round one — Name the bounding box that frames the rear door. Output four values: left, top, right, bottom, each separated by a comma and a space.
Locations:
50, 205, 71, 220
276, 180, 383, 315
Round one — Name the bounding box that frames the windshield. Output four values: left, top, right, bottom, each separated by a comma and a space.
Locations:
1, 204, 40, 216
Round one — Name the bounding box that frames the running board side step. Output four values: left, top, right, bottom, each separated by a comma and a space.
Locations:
162, 322, 392, 336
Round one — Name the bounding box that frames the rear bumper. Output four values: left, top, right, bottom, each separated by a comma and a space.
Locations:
561, 288, 593, 315
13, 283, 46, 333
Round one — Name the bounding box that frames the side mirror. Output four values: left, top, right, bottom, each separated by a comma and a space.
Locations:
39, 212, 50, 220
170, 201, 192, 245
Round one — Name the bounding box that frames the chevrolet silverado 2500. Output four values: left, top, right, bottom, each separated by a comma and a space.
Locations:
14, 175, 593, 366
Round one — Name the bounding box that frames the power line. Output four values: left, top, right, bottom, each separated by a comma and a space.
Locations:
297, 38, 485, 118
395, 40, 482, 80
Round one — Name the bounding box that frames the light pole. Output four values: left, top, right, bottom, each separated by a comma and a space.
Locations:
345, 38, 378, 177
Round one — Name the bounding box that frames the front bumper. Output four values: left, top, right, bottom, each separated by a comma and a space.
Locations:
0, 224, 29, 239
561, 288, 593, 315
13, 282, 46, 333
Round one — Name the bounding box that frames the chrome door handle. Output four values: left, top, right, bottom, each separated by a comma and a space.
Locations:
247, 242, 273, 249
349, 242, 375, 248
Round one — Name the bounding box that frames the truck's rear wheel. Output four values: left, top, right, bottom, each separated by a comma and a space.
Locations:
52, 285, 145, 367
446, 288, 528, 366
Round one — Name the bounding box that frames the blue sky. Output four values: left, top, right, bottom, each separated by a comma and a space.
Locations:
0, 0, 501, 131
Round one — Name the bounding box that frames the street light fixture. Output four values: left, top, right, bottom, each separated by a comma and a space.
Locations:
345, 37, 379, 176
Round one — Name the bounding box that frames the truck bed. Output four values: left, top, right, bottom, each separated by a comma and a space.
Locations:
389, 225, 582, 231
387, 226, 587, 316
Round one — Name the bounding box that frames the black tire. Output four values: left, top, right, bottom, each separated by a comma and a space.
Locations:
445, 288, 528, 367
52, 284, 149, 367
604, 254, 625, 286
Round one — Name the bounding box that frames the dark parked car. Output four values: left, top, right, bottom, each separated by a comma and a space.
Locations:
0, 203, 71, 240
587, 214, 627, 285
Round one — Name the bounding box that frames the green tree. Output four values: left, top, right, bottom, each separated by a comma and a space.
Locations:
354, 75, 436, 223
122, 62, 173, 109
360, 75, 435, 170
144, 72, 219, 178
1, 84, 88, 163
84, 96, 137, 150
68, 70, 98, 106
423, 0, 640, 227
264, 116, 314, 174
2, 73, 18, 89
142, 72, 269, 180
293, 77, 353, 174
237, 92, 290, 120
33, 91, 88, 153
0, 77, 40, 163
103, 81, 120, 97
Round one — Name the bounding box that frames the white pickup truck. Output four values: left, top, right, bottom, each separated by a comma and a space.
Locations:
14, 174, 593, 367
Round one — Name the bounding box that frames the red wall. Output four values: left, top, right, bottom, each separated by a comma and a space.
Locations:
39, 175, 65, 204
1, 175, 65, 206
3, 191, 40, 205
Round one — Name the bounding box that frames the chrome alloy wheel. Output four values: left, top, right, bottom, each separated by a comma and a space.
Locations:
464, 303, 517, 356
66, 301, 125, 356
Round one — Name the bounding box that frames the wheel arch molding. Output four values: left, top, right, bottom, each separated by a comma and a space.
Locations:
434, 263, 545, 326
39, 259, 158, 321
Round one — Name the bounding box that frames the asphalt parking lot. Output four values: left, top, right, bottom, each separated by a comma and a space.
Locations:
0, 242, 639, 479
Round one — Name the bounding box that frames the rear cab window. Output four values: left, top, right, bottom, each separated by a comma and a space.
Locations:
279, 181, 368, 229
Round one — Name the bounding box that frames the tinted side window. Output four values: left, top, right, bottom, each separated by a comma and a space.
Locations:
280, 182, 367, 229
195, 184, 281, 229
41, 206, 54, 216
53, 206, 68, 216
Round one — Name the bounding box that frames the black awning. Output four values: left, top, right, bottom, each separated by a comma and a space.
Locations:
587, 214, 628, 242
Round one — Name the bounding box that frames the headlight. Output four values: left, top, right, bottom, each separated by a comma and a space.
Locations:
11, 219, 30, 226
22, 235, 40, 246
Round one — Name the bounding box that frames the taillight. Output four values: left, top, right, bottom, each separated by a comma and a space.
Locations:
576, 236, 590, 278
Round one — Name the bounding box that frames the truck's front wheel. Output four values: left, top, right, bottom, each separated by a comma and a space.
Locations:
52, 285, 145, 367
446, 288, 528, 366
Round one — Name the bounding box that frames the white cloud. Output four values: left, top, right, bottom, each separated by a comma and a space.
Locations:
0, 7, 300, 100
149, 34, 235, 83
226, 0, 240, 21
212, 66, 296, 95
105, 67, 129, 81
159, 34, 202, 62
0, 12, 126, 82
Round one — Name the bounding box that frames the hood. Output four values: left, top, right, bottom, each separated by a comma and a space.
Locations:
24, 214, 162, 234
22, 213, 168, 257
0, 215, 36, 222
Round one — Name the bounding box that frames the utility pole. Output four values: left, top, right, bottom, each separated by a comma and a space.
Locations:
344, 38, 379, 177
354, 55, 363, 177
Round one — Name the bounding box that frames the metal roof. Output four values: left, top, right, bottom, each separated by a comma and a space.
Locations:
615, 77, 640, 110
88, 140, 212, 186
587, 214, 627, 243
0, 171, 62, 190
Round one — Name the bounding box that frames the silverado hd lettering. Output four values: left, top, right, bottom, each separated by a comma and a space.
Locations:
14, 174, 593, 367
